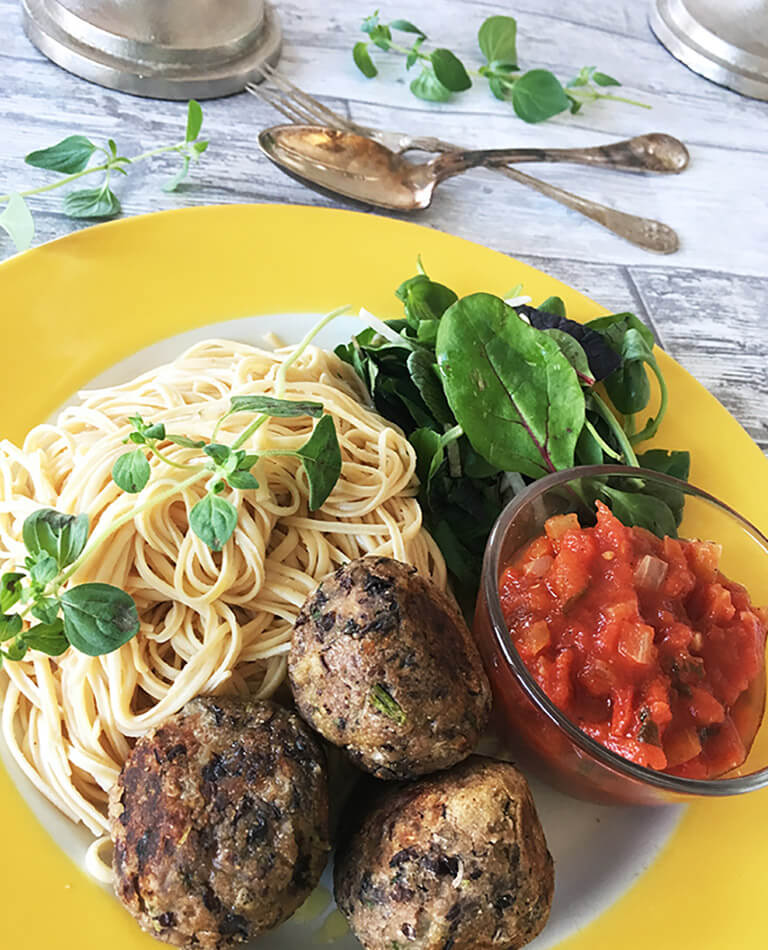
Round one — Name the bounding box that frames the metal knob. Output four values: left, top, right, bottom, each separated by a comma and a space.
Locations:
22, 0, 282, 99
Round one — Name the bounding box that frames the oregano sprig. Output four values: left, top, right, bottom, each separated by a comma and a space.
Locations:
0, 100, 209, 252
353, 12, 649, 121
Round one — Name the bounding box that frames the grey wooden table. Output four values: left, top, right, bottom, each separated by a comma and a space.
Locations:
0, 0, 766, 452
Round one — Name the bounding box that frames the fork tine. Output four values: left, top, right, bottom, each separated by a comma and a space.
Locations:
246, 83, 315, 126
261, 70, 352, 131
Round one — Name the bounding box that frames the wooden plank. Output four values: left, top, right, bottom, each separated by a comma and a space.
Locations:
630, 267, 768, 452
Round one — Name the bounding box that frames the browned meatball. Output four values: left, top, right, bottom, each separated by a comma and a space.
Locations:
288, 556, 491, 779
109, 697, 330, 948
334, 756, 554, 950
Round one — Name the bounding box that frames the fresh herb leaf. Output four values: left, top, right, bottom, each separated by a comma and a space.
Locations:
430, 49, 472, 92
23, 509, 89, 570
410, 67, 452, 101
370, 683, 406, 724
165, 434, 206, 448
353, 41, 378, 78
60, 583, 140, 656
593, 71, 621, 87
296, 415, 342, 511
436, 293, 584, 477
186, 100, 204, 142
63, 185, 121, 219
112, 450, 151, 493
0, 193, 34, 251
0, 613, 23, 640
406, 37, 426, 70
407, 349, 453, 424
369, 24, 393, 51
601, 487, 678, 538
395, 273, 457, 326
537, 295, 566, 317
390, 19, 426, 37
190, 493, 238, 550
544, 329, 595, 387
203, 443, 235, 469
227, 470, 260, 491
24, 619, 68, 656
478, 15, 518, 67
31, 596, 61, 625
0, 573, 24, 613
229, 395, 324, 418
512, 69, 570, 123
25, 135, 97, 174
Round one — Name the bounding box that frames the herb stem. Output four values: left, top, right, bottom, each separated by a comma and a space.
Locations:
58, 470, 206, 584
274, 305, 352, 398
584, 418, 622, 461
148, 443, 200, 471
591, 392, 639, 466
230, 413, 269, 452
0, 164, 110, 203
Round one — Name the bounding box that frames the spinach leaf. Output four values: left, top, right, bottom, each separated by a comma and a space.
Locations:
407, 349, 453, 424
543, 329, 595, 386
518, 304, 621, 381
636, 448, 691, 524
60, 583, 140, 656
537, 295, 566, 317
601, 486, 678, 538
395, 274, 457, 327
436, 293, 584, 477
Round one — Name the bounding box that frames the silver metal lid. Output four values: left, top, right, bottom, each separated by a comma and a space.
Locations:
22, 0, 282, 99
650, 0, 768, 101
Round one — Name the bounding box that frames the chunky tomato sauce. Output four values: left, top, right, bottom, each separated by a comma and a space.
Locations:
499, 503, 768, 777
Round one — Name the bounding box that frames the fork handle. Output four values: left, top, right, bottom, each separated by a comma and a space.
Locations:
420, 133, 689, 174
494, 165, 679, 253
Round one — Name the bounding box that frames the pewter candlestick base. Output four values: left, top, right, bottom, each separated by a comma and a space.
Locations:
22, 0, 282, 99
650, 0, 768, 101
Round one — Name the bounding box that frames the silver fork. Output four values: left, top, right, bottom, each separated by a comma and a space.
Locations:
245, 67, 679, 254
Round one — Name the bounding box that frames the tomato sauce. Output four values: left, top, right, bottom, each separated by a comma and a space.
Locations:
499, 503, 768, 778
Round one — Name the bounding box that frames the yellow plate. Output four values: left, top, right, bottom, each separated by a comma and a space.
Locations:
1, 204, 766, 949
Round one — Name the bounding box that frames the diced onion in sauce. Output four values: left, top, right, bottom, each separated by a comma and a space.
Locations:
633, 554, 668, 590
523, 555, 553, 577
619, 624, 655, 666
545, 513, 580, 541
520, 620, 551, 655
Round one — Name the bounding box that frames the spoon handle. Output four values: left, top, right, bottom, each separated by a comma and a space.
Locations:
429, 133, 689, 178
493, 166, 679, 254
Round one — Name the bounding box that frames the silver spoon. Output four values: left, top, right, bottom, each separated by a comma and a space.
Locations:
258, 125, 680, 254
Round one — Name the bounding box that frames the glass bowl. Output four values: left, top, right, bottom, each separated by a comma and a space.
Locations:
473, 464, 768, 805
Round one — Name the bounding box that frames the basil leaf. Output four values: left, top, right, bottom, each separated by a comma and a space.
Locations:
436, 293, 584, 477
164, 155, 190, 193
229, 395, 324, 418
23, 619, 68, 656
601, 487, 678, 539
370, 683, 406, 724
0, 613, 23, 641
112, 450, 150, 493
407, 349, 454, 424
31, 596, 61, 625
593, 71, 621, 87
296, 414, 342, 511
190, 494, 238, 550
390, 19, 426, 37
23, 508, 89, 569
165, 434, 206, 448
410, 67, 452, 102
430, 49, 472, 92
0, 573, 24, 613
186, 99, 203, 142
63, 186, 121, 219
227, 471, 260, 491
60, 583, 139, 656
512, 69, 570, 123
0, 193, 34, 252
478, 15, 518, 67
25, 135, 97, 173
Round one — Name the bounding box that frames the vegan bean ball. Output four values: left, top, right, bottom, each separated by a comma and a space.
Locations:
109, 696, 330, 948
288, 556, 492, 779
334, 756, 554, 950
